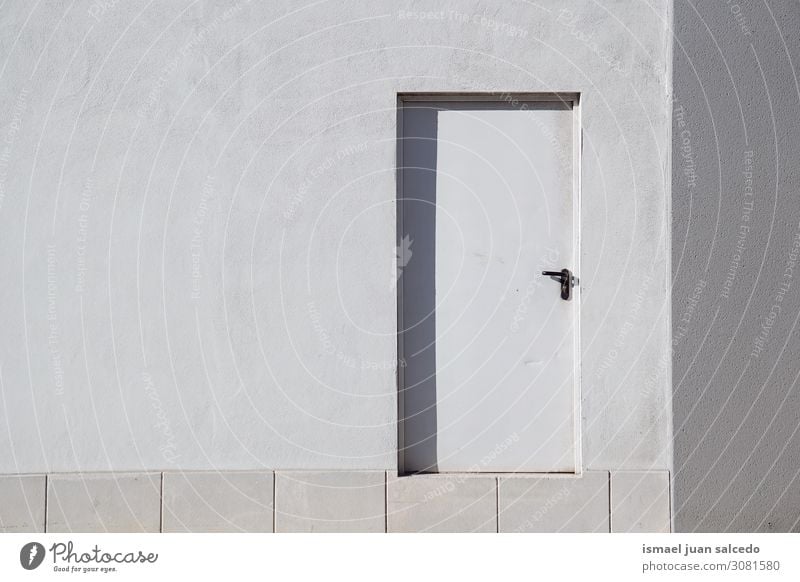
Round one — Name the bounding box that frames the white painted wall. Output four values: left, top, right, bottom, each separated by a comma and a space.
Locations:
0, 0, 671, 473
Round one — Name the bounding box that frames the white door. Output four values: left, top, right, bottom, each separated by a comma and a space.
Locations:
398, 97, 579, 473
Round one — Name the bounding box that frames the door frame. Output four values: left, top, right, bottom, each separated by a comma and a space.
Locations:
395, 92, 582, 475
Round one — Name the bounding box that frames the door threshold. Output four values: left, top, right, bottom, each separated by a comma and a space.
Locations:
397, 471, 584, 478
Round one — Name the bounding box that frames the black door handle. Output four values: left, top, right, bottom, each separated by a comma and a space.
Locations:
542, 268, 578, 300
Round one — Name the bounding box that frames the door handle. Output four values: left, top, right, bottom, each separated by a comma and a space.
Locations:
542, 268, 578, 301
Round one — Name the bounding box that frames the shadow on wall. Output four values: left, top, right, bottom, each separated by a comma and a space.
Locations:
672, 0, 800, 532
398, 103, 439, 473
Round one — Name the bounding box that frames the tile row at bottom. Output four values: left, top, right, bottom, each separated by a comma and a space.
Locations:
0, 470, 670, 533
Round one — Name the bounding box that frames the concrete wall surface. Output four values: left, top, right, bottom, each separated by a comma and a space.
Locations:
0, 0, 671, 482
672, 0, 800, 532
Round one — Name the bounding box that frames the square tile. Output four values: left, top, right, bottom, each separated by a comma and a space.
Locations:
47, 473, 161, 532
387, 474, 496, 532
499, 472, 609, 532
275, 471, 385, 532
611, 471, 671, 532
0, 475, 46, 532
163, 471, 274, 532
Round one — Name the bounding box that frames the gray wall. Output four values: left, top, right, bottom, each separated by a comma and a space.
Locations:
673, 0, 800, 531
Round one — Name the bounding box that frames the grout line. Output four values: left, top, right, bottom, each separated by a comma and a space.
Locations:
607, 471, 612, 533
495, 477, 499, 533
43, 474, 48, 533
668, 470, 673, 533
272, 471, 276, 533
384, 471, 388, 533
159, 472, 165, 533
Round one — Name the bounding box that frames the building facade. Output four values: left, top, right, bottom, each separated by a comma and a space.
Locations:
0, 1, 673, 532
